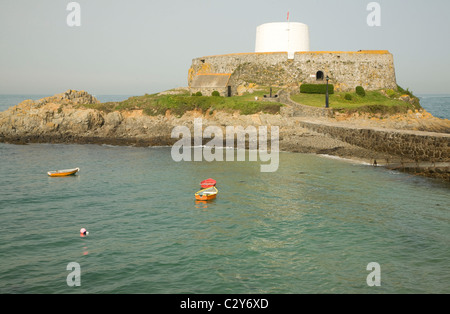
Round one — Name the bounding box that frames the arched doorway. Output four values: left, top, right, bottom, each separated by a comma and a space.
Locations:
316, 71, 324, 81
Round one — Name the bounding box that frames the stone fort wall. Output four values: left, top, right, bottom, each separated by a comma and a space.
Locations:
188, 51, 397, 95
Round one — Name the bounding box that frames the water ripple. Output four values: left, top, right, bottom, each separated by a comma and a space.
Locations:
0, 143, 449, 293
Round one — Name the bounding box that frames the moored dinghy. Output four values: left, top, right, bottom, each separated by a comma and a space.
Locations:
195, 186, 218, 201
47, 167, 80, 177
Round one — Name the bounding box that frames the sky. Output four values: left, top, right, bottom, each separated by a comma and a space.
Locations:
1, 0, 449, 95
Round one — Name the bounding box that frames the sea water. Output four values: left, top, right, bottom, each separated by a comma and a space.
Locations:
0, 94, 449, 293
417, 94, 450, 120
0, 143, 448, 294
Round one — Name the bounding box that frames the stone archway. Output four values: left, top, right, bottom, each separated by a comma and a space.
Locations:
316, 71, 324, 81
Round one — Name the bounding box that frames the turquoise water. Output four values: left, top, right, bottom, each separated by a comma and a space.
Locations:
417, 94, 450, 120
0, 143, 449, 293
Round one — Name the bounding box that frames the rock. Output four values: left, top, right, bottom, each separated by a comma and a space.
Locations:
50, 89, 100, 105
68, 110, 105, 132
399, 95, 411, 103
45, 122, 59, 131
105, 111, 123, 128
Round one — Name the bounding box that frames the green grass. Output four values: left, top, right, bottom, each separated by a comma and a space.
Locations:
79, 88, 282, 117
291, 90, 421, 114
78, 86, 419, 117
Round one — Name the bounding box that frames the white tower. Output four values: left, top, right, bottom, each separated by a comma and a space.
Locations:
255, 22, 310, 58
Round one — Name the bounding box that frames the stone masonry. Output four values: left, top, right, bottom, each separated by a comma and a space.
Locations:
188, 50, 397, 96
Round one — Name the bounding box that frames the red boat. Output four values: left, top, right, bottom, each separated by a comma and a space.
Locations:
200, 178, 216, 189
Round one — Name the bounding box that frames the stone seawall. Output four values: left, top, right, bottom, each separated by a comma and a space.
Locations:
297, 120, 450, 163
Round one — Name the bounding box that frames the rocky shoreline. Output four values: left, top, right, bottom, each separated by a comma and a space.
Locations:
1, 90, 449, 181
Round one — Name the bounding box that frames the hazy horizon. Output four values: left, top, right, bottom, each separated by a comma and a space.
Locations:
1, 0, 449, 95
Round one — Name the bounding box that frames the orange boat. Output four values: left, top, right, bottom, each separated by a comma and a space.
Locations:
47, 167, 80, 177
195, 186, 218, 201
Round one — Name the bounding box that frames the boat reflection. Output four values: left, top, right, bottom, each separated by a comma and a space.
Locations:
194, 199, 216, 209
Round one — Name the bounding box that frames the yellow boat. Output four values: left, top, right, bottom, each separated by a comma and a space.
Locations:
195, 186, 218, 201
47, 167, 80, 177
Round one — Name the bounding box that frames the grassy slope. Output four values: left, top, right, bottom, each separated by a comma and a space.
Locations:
80, 88, 282, 117
291, 89, 422, 114
79, 86, 420, 117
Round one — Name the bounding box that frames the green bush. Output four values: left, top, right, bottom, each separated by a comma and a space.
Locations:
385, 89, 396, 98
300, 84, 334, 95
344, 93, 353, 101
211, 91, 220, 97
192, 91, 203, 96
397, 85, 414, 97
355, 86, 366, 97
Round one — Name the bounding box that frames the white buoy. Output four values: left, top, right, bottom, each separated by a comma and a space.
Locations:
80, 228, 89, 236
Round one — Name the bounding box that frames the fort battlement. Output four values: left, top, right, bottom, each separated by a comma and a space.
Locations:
188, 50, 397, 96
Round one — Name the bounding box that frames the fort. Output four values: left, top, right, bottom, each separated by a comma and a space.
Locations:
188, 22, 397, 96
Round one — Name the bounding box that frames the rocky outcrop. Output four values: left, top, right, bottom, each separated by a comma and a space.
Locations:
1, 90, 105, 143
0, 91, 387, 159
0, 90, 278, 146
